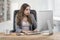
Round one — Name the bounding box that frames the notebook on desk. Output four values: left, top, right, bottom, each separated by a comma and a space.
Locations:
24, 31, 41, 35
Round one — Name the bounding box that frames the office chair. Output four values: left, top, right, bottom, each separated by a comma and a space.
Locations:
11, 10, 37, 32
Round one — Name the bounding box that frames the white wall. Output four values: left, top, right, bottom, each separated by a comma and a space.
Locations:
48, 0, 54, 10
10, 3, 19, 22
18, 0, 49, 11
53, 0, 60, 17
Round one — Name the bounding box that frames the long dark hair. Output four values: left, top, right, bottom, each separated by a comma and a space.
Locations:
17, 3, 32, 26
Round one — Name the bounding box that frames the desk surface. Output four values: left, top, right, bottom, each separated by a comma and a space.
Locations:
0, 33, 60, 40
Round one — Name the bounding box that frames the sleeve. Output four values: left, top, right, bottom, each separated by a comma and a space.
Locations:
15, 15, 22, 33
31, 14, 37, 30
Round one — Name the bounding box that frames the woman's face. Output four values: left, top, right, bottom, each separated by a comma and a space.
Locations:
24, 6, 30, 16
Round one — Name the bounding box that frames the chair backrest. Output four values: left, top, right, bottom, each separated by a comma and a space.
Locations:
13, 10, 37, 32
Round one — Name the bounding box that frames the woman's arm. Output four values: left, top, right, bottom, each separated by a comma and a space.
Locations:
30, 14, 37, 30
15, 15, 22, 33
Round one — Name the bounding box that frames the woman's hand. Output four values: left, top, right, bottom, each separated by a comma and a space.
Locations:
33, 29, 39, 32
22, 30, 32, 33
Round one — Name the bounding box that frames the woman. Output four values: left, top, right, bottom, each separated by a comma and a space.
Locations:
15, 3, 37, 33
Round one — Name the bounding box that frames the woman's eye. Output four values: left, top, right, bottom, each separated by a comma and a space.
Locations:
26, 9, 28, 10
